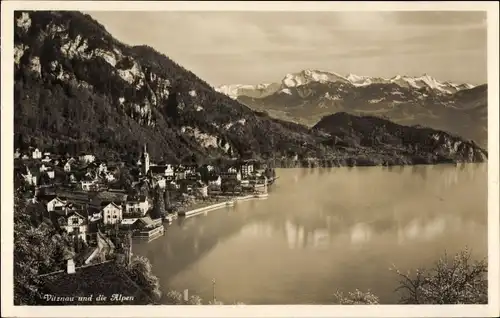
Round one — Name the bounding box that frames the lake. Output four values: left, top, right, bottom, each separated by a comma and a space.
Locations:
133, 164, 488, 304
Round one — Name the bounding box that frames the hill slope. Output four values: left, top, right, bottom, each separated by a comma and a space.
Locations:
312, 112, 487, 166
13, 11, 337, 163
13, 11, 487, 166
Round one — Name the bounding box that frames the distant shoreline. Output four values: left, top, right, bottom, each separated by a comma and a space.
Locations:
266, 158, 488, 169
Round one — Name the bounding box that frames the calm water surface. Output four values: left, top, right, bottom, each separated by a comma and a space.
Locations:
133, 164, 488, 304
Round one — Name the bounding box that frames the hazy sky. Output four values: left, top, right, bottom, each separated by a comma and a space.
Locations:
87, 11, 487, 86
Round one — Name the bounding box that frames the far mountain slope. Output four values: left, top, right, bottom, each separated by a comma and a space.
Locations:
312, 112, 487, 166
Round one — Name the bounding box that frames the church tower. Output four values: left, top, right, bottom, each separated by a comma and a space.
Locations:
141, 143, 150, 175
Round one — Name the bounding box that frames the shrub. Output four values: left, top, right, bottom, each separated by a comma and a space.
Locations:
391, 248, 487, 304
333, 289, 380, 304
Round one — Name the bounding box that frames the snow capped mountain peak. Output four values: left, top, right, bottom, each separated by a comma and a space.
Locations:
346, 73, 369, 82
216, 69, 477, 99
282, 69, 349, 88
215, 83, 278, 99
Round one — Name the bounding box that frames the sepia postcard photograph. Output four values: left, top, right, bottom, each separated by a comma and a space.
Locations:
1, 1, 499, 317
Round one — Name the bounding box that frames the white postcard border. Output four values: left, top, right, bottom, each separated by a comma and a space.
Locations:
1, 1, 499, 317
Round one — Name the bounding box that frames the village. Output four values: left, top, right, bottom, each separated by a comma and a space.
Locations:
14, 143, 277, 268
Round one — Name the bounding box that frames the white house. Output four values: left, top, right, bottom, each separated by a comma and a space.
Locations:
208, 175, 222, 187
39, 164, 48, 172
184, 167, 196, 177
221, 170, 241, 181
241, 163, 254, 177
165, 165, 174, 177
47, 197, 67, 213
61, 212, 87, 242
105, 173, 115, 182
64, 162, 72, 172
32, 148, 42, 159
21, 167, 37, 186
98, 163, 107, 174
81, 180, 97, 191
124, 196, 150, 217
79, 154, 95, 163
175, 170, 186, 180
156, 177, 166, 189
101, 202, 123, 225
120, 218, 139, 228
41, 155, 52, 163
46, 169, 55, 179
149, 164, 175, 177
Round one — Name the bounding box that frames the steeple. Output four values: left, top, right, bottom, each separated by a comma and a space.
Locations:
141, 143, 150, 175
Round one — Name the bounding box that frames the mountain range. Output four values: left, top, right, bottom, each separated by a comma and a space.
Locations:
13, 11, 487, 167
216, 70, 488, 148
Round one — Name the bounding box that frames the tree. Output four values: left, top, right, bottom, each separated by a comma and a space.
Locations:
391, 248, 488, 304
164, 290, 183, 305
151, 188, 166, 219
186, 295, 203, 305
13, 192, 74, 305
126, 255, 162, 303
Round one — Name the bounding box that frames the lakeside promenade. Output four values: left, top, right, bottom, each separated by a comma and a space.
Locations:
178, 193, 269, 218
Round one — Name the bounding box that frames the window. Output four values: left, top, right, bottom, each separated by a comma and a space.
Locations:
71, 218, 79, 225
113, 215, 117, 219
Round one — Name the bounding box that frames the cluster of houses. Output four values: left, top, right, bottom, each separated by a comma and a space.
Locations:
15, 144, 274, 245
14, 144, 276, 304
37, 192, 157, 244
136, 144, 270, 195
14, 146, 117, 189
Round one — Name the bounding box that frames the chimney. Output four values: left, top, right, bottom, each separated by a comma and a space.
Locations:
67, 259, 76, 274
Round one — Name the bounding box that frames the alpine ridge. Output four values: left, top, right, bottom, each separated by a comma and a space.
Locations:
217, 69, 487, 148
216, 69, 476, 99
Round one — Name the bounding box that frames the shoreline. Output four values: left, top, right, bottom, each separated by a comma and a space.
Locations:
178, 193, 269, 218
266, 161, 487, 169
265, 158, 488, 169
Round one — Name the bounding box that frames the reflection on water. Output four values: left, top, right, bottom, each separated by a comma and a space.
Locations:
133, 164, 487, 305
